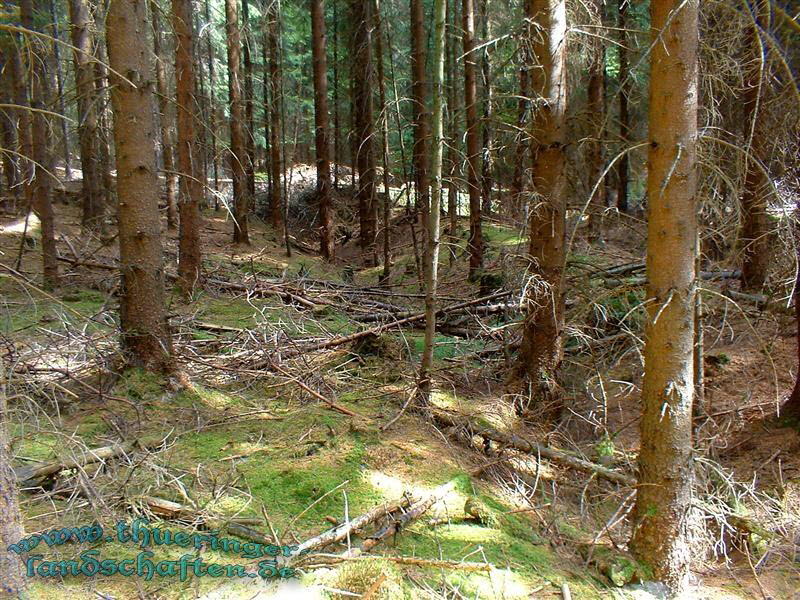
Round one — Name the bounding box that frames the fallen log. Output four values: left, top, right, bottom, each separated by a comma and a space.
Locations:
354, 302, 516, 323
290, 495, 414, 557
14, 438, 163, 486
250, 290, 512, 366
340, 481, 457, 558
432, 410, 635, 486
602, 270, 741, 287
722, 289, 793, 315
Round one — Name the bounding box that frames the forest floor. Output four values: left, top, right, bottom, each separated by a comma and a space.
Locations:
1, 179, 799, 599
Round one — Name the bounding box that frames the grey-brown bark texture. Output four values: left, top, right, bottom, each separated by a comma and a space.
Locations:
517, 0, 567, 414
586, 0, 605, 242
22, 0, 59, 289
173, 0, 204, 293
311, 0, 334, 261
351, 0, 377, 263
150, 1, 179, 230
739, 6, 770, 292
410, 0, 429, 215
629, 0, 699, 591
616, 0, 630, 213
462, 0, 482, 279
226, 0, 251, 244
68, 0, 104, 229
266, 0, 283, 231
106, 0, 173, 372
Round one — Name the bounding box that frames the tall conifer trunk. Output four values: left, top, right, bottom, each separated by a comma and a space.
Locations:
107, 0, 173, 372
516, 0, 567, 416
462, 0, 482, 279
629, 0, 699, 591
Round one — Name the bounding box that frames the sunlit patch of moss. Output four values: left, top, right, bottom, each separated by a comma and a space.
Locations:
445, 569, 531, 600
74, 415, 110, 441
12, 428, 59, 462
326, 558, 407, 600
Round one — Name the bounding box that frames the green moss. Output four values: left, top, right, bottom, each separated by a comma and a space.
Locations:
114, 369, 165, 401
328, 559, 407, 600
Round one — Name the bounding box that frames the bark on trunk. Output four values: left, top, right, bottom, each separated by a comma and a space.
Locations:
226, 0, 251, 244
204, 0, 220, 195
785, 190, 800, 419
479, 0, 493, 217
8, 37, 34, 214
351, 0, 377, 264
242, 0, 256, 201
616, 0, 630, 214
420, 0, 447, 397
739, 12, 770, 292
410, 0, 430, 215
22, 0, 59, 290
106, 0, 173, 373
516, 0, 567, 415
374, 0, 392, 280
586, 0, 606, 242
150, 2, 179, 230
267, 1, 283, 231
311, 0, 334, 261
49, 0, 72, 182
628, 0, 699, 591
173, 0, 204, 292
68, 0, 104, 228
510, 63, 529, 219
462, 0, 482, 280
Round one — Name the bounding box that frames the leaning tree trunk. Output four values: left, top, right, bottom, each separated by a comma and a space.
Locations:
420, 0, 447, 399
462, 0, 483, 280
22, 0, 59, 290
106, 0, 173, 373
68, 0, 104, 229
628, 0, 699, 592
173, 0, 204, 293
150, 1, 179, 230
351, 0, 378, 264
267, 0, 283, 231
225, 0, 251, 244
516, 0, 567, 416
0, 362, 26, 599
586, 0, 606, 242
311, 0, 334, 261
739, 11, 770, 292
410, 0, 430, 216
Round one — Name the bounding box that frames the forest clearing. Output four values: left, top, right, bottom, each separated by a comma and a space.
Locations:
0, 0, 799, 599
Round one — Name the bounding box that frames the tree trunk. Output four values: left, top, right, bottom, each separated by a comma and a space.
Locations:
49, 0, 72, 182
462, 0, 482, 280
351, 0, 377, 264
8, 36, 34, 215
150, 1, 179, 230
516, 0, 567, 416
332, 0, 340, 189
739, 11, 770, 292
225, 0, 251, 243
106, 0, 173, 373
410, 0, 430, 215
628, 0, 699, 591
479, 0, 493, 217
586, 0, 606, 242
374, 0, 392, 280
311, 0, 334, 261
90, 0, 114, 217
242, 0, 256, 201
0, 363, 26, 596
68, 0, 104, 228
616, 0, 629, 214
446, 0, 460, 240
267, 0, 283, 231
510, 62, 529, 219
22, 0, 59, 290
204, 0, 220, 196
420, 0, 447, 398
784, 190, 800, 419
0, 46, 20, 202
173, 0, 204, 293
